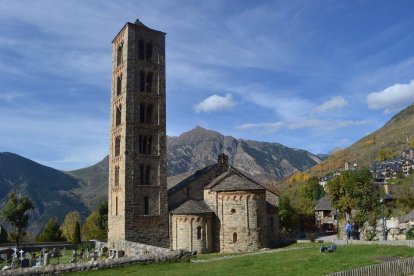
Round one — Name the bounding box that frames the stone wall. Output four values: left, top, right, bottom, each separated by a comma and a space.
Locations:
217, 190, 268, 253
171, 214, 212, 253
2, 248, 192, 276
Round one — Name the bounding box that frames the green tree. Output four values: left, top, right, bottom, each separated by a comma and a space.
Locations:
60, 211, 80, 243
278, 196, 300, 232
82, 202, 108, 241
327, 168, 380, 225
396, 170, 405, 179
377, 147, 396, 161
302, 176, 325, 201
1, 193, 34, 246
36, 217, 64, 242
73, 221, 81, 244
82, 212, 106, 240
97, 202, 108, 232
0, 225, 8, 243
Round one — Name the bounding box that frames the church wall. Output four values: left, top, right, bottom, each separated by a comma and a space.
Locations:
216, 190, 268, 253
171, 214, 212, 253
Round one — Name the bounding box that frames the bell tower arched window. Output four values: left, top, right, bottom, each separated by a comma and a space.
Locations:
139, 71, 145, 92
114, 136, 121, 156
117, 44, 123, 66
139, 102, 145, 123
116, 75, 122, 96
144, 196, 149, 215
138, 39, 145, 60
146, 42, 153, 61
146, 104, 153, 124
146, 72, 153, 92
115, 105, 122, 127
114, 166, 119, 186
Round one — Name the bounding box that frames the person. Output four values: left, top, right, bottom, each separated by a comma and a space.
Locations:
353, 223, 360, 240
345, 221, 352, 240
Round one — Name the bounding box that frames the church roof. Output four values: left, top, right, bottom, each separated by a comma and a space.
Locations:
167, 164, 218, 196
315, 196, 336, 211
203, 166, 273, 193
210, 173, 266, 192
170, 200, 213, 214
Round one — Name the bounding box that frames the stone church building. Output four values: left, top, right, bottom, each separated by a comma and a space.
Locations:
169, 154, 279, 253
107, 20, 279, 254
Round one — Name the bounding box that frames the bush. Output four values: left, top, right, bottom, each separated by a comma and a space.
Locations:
306, 232, 318, 242
406, 228, 414, 240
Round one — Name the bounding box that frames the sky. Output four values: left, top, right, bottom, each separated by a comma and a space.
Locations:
0, 0, 414, 170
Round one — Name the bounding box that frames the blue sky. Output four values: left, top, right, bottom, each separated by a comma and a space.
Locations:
1, 0, 414, 170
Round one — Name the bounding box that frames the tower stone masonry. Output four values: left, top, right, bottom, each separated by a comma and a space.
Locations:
108, 19, 169, 248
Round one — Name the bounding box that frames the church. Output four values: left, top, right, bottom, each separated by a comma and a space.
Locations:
107, 19, 279, 254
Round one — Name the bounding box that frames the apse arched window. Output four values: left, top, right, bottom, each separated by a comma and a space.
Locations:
146, 104, 153, 124
116, 75, 122, 96
144, 196, 149, 215
138, 39, 145, 60
146, 72, 153, 92
114, 166, 119, 186
197, 226, 202, 240
114, 136, 121, 156
115, 105, 122, 127
117, 44, 123, 66
139, 71, 145, 92
146, 42, 153, 61
139, 102, 145, 123
233, 232, 237, 243
145, 165, 151, 185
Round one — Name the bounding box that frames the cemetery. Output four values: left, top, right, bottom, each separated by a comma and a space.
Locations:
0, 242, 97, 271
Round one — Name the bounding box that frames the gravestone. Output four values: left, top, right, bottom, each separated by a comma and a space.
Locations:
21, 259, 30, 268
35, 255, 43, 267
70, 251, 78, 263
116, 250, 125, 258
43, 253, 50, 266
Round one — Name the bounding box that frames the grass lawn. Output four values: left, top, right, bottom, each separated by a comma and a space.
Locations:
68, 243, 414, 276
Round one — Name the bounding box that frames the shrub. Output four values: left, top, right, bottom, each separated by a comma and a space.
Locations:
406, 228, 414, 240
306, 232, 318, 242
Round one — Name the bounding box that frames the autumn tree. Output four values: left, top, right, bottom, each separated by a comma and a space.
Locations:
327, 168, 380, 225
36, 217, 64, 242
377, 147, 396, 161
82, 202, 108, 241
1, 193, 34, 246
60, 211, 80, 243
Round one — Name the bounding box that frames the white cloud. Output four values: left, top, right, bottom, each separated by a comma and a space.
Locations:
367, 80, 414, 113
237, 119, 369, 133
193, 94, 236, 113
0, 91, 29, 102
313, 96, 348, 113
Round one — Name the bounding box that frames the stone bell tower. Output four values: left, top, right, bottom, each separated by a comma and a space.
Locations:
108, 19, 169, 248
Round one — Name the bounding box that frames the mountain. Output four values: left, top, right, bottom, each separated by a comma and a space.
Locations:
0, 126, 322, 235
167, 126, 321, 182
310, 102, 414, 175
0, 152, 90, 235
